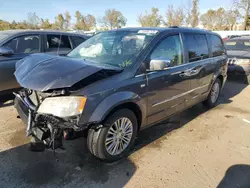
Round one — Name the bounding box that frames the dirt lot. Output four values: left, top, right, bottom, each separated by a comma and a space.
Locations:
1, 81, 250, 188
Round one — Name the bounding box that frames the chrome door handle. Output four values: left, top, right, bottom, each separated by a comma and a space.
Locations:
179, 67, 202, 78
190, 69, 198, 74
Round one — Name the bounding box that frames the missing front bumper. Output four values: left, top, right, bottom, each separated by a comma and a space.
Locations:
14, 93, 78, 151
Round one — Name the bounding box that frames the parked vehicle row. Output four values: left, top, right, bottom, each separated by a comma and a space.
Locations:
0, 30, 88, 95
13, 27, 227, 162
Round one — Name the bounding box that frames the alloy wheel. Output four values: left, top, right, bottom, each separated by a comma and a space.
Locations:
105, 117, 133, 156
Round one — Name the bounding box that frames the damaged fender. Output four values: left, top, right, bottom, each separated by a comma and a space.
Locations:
83, 91, 147, 128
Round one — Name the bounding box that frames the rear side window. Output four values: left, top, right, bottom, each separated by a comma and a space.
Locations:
225, 40, 250, 51
184, 33, 209, 62
71, 36, 86, 47
210, 35, 225, 57
46, 35, 72, 51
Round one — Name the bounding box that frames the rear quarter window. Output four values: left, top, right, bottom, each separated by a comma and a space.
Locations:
184, 33, 209, 62
210, 35, 225, 57
225, 39, 250, 51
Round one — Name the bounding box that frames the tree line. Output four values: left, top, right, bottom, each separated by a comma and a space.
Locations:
0, 9, 127, 31
0, 0, 250, 31
137, 0, 249, 30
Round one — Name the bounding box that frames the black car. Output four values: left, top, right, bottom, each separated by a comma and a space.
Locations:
225, 36, 250, 84
14, 27, 227, 162
0, 30, 88, 95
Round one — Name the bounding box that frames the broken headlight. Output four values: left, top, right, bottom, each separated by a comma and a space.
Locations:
37, 96, 87, 118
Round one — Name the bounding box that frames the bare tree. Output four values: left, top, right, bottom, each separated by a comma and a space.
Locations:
200, 8, 237, 30
191, 0, 199, 27
64, 11, 71, 30
27, 12, 40, 29
84, 14, 96, 30
185, 0, 192, 26
214, 8, 226, 30
75, 11, 85, 30
100, 9, 126, 29
74, 11, 96, 31
235, 0, 250, 30
200, 9, 217, 30
165, 5, 185, 26
54, 14, 65, 30
0, 20, 10, 30
41, 19, 52, 29
138, 7, 162, 27
224, 9, 240, 30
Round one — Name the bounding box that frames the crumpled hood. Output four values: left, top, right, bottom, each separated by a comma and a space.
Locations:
227, 50, 250, 59
15, 54, 121, 92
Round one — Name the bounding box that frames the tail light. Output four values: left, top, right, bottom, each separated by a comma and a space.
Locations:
228, 58, 250, 65
235, 59, 250, 65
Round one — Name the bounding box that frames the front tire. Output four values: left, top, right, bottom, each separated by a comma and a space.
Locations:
203, 78, 221, 108
87, 109, 138, 162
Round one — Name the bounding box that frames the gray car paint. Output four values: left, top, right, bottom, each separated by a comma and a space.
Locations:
15, 27, 228, 130
227, 50, 250, 58
227, 50, 250, 74
14, 53, 122, 91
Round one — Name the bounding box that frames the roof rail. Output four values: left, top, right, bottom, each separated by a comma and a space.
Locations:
228, 34, 250, 39
168, 26, 179, 28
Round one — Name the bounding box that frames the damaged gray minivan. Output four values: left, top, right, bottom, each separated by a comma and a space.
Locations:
14, 27, 227, 162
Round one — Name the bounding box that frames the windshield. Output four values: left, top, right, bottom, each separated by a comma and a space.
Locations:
68, 30, 158, 68
225, 40, 250, 51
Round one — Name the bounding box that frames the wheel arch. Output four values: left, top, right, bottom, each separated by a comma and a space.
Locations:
211, 70, 226, 90
88, 91, 147, 131
102, 102, 143, 132
217, 74, 224, 86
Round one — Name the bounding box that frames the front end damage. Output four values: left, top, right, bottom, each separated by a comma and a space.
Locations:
14, 89, 84, 152
13, 54, 121, 153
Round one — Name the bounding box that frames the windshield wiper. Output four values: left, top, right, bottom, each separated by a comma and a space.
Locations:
81, 58, 123, 70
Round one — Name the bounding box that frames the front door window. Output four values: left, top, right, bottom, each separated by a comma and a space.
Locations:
150, 35, 183, 67
4, 35, 40, 54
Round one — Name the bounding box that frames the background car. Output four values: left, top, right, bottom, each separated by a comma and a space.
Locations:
225, 35, 250, 84
0, 30, 88, 95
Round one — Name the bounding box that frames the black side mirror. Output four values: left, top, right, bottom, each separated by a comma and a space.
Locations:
149, 58, 171, 71
0, 47, 14, 56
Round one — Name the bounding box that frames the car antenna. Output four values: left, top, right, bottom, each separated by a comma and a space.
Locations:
57, 30, 62, 56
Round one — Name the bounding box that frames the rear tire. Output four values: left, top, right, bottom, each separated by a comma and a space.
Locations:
87, 109, 138, 162
203, 78, 221, 108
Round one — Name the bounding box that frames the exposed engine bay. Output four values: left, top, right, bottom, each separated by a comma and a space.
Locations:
14, 89, 84, 155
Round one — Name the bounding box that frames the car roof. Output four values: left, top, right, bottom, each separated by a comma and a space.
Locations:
0, 30, 88, 37
227, 35, 250, 41
109, 27, 214, 35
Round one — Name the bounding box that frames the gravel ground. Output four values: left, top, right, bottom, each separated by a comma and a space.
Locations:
1, 81, 250, 188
